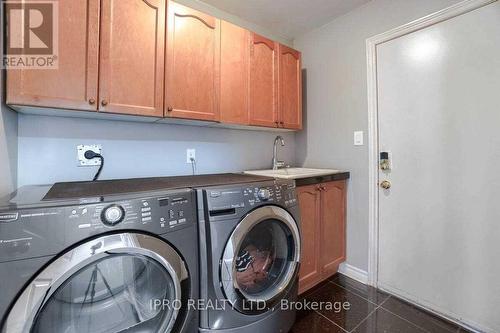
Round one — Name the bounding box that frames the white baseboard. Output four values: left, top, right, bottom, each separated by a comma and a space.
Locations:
338, 263, 369, 285
378, 283, 487, 333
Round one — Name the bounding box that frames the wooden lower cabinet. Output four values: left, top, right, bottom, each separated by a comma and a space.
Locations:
298, 180, 346, 294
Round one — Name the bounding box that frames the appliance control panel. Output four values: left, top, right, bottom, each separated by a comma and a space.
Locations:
205, 180, 297, 216
65, 191, 194, 232
0, 189, 196, 263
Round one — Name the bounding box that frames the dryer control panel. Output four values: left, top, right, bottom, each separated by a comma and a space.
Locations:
0, 189, 196, 263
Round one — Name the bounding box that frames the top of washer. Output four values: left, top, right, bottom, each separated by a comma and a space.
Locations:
0, 173, 273, 210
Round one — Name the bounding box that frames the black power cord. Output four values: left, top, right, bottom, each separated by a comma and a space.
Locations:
84, 150, 104, 181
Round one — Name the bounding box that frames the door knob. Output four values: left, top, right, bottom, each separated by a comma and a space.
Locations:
101, 99, 108, 106
380, 180, 391, 189
88, 98, 96, 105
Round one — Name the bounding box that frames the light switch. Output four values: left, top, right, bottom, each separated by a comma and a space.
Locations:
354, 131, 364, 146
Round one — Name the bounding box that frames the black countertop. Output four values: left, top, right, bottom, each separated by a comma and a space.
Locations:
44, 173, 274, 200
0, 173, 274, 210
294, 171, 350, 187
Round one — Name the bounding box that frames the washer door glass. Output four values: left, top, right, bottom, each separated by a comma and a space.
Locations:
32, 254, 175, 333
235, 219, 291, 297
221, 206, 300, 313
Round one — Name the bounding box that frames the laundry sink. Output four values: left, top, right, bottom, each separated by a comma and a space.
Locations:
244, 168, 342, 180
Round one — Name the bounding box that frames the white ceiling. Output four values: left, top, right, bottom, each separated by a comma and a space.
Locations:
201, 0, 371, 40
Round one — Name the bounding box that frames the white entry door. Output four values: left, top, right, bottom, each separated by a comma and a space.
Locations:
377, 2, 500, 332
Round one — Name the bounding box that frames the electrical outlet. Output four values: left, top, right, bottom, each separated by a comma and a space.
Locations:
77, 144, 102, 166
186, 149, 196, 163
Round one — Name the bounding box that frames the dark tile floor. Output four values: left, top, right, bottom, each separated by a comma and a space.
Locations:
290, 274, 471, 333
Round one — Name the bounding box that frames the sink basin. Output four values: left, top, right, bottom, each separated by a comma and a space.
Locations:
244, 168, 342, 180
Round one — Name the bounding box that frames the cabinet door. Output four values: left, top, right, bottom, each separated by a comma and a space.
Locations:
99, 0, 165, 117
279, 44, 302, 130
7, 0, 99, 110
166, 1, 220, 121
249, 33, 278, 128
320, 181, 347, 277
220, 21, 249, 125
297, 184, 322, 294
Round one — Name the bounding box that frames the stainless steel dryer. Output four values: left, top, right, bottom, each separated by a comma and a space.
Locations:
0, 183, 199, 333
197, 179, 301, 333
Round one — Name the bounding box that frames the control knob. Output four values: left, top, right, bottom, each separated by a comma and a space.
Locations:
258, 188, 271, 201
102, 205, 125, 226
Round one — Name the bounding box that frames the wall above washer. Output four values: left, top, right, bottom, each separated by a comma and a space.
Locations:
17, 115, 295, 187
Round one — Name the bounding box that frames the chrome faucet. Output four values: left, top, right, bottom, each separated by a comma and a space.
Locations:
272, 136, 286, 170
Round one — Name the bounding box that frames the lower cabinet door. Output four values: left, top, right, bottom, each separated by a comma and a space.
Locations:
320, 180, 347, 277
297, 184, 322, 294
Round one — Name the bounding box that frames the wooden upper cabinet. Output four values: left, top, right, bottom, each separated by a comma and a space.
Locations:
297, 184, 322, 294
279, 44, 302, 130
249, 33, 279, 128
166, 1, 220, 121
220, 21, 249, 125
320, 180, 347, 276
98, 0, 165, 117
7, 0, 100, 110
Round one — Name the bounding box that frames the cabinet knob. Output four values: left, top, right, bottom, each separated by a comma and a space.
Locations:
88, 98, 96, 105
101, 99, 108, 106
167, 106, 173, 112
279, 121, 284, 126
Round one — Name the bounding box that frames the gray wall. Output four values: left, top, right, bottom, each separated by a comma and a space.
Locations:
17, 115, 295, 186
293, 0, 462, 272
0, 12, 18, 197
0, 102, 18, 196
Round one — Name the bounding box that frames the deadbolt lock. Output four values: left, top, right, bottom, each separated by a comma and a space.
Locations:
380, 151, 392, 171
380, 160, 390, 170
380, 180, 392, 189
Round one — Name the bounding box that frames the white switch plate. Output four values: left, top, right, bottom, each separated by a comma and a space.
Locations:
186, 149, 196, 163
354, 131, 364, 146
77, 144, 102, 166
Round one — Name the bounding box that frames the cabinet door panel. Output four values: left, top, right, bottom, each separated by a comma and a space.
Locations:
279, 44, 302, 129
220, 21, 249, 124
7, 0, 99, 110
166, 1, 220, 121
297, 185, 322, 294
249, 33, 278, 128
320, 181, 347, 277
99, 0, 165, 116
